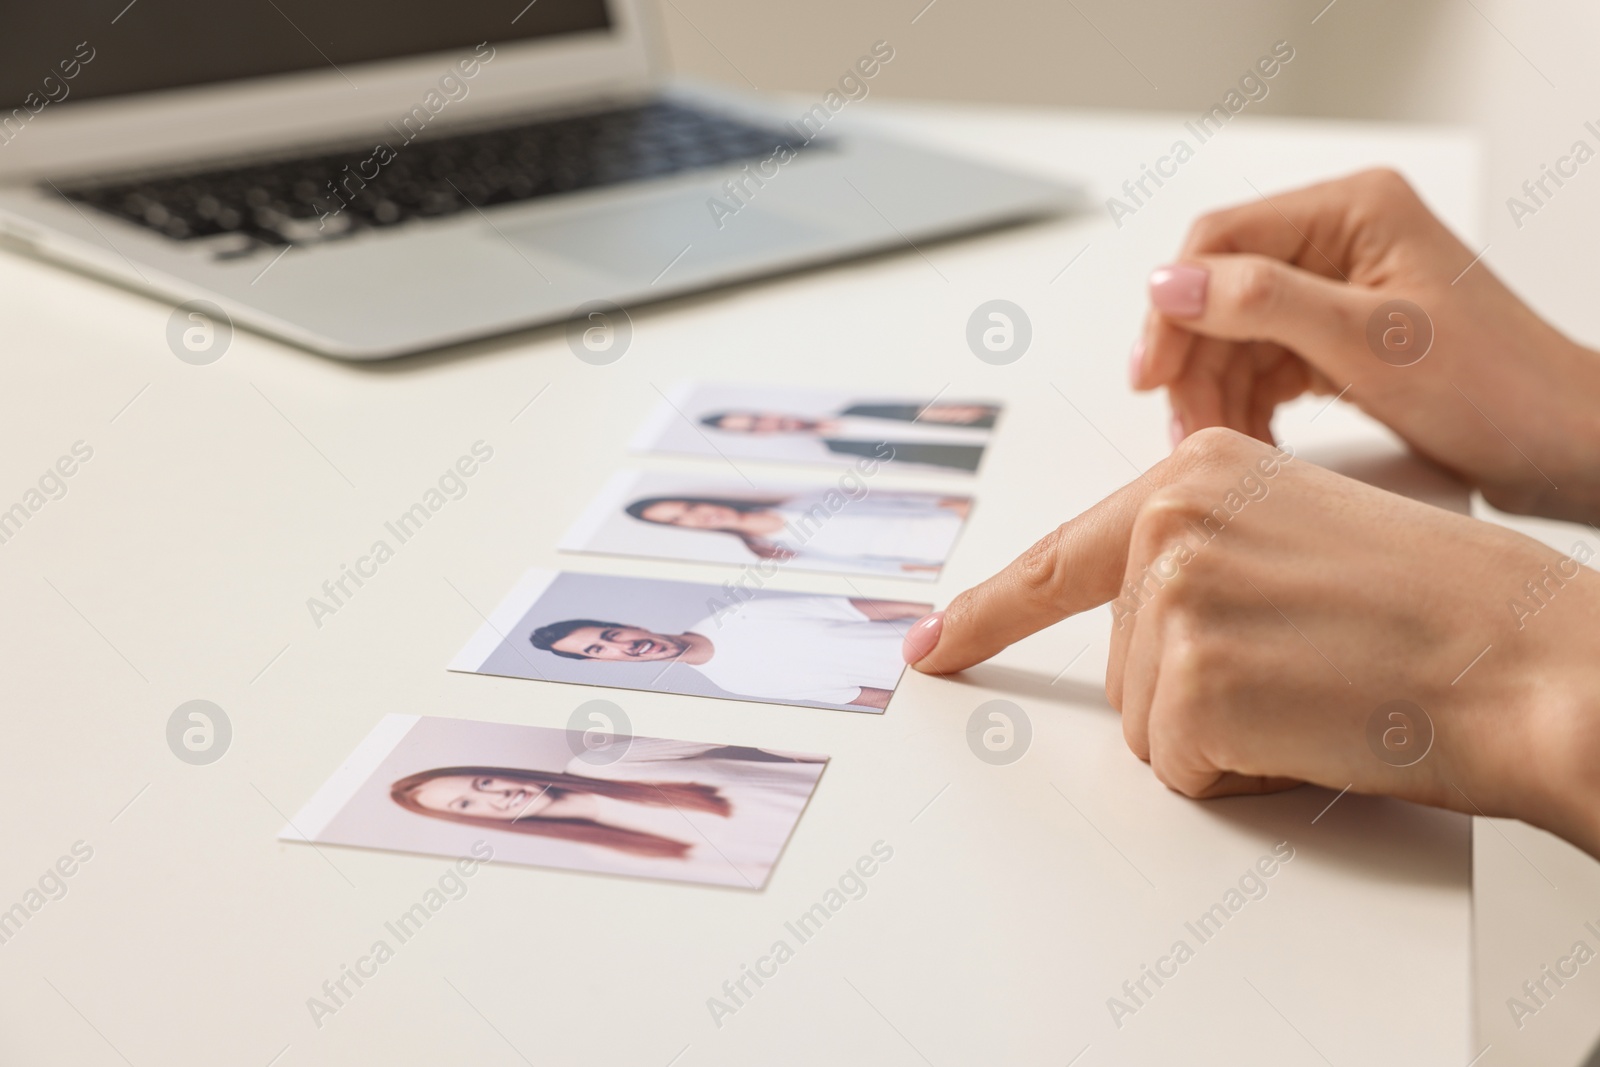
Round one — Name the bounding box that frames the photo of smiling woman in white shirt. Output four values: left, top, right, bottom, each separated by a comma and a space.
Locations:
561, 470, 974, 580
624, 490, 970, 576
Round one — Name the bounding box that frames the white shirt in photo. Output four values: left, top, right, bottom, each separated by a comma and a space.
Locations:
823, 415, 989, 446
775, 492, 963, 571
683, 595, 906, 705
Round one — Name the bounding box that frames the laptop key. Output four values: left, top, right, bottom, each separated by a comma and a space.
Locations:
56, 100, 817, 249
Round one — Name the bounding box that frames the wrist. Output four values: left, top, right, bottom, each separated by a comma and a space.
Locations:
1541, 341, 1600, 523
1517, 572, 1600, 858
1475, 339, 1600, 524
1526, 690, 1600, 860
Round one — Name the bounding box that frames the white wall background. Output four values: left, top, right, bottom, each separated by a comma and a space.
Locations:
660, 0, 1600, 344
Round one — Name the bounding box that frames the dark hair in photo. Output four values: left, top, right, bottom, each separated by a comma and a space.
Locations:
625, 495, 768, 522
623, 495, 795, 561
529, 618, 627, 660
390, 765, 730, 860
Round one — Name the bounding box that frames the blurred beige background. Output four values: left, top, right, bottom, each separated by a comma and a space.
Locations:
661, 1, 1600, 1062
660, 0, 1600, 343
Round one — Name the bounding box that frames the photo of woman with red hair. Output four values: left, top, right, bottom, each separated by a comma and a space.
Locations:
284, 716, 827, 889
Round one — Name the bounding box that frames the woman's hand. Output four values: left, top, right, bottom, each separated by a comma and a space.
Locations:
903, 429, 1600, 857
1133, 168, 1600, 524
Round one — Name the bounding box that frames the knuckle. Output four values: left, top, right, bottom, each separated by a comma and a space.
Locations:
1355, 166, 1418, 207
1166, 627, 1218, 682
1135, 487, 1206, 545
1185, 210, 1231, 251
1174, 425, 1255, 468
1123, 489, 1210, 614
1015, 522, 1072, 601
1157, 633, 1222, 729
1229, 258, 1281, 316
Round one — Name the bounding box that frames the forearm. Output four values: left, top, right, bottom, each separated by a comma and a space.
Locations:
1475, 338, 1600, 526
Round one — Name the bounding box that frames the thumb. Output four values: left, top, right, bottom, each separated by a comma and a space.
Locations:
1150, 254, 1377, 379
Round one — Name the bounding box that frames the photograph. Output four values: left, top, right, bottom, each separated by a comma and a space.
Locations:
452, 570, 932, 712
633, 381, 1002, 473
281, 715, 828, 889
560, 469, 974, 580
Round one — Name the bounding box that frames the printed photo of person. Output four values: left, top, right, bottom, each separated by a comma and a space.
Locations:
451, 570, 932, 712
282, 715, 827, 888
560, 470, 974, 580
633, 382, 1002, 473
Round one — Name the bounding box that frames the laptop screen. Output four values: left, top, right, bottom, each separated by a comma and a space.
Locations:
1, 1, 612, 112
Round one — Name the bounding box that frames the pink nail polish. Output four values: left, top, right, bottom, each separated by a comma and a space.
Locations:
902, 611, 945, 665
1169, 413, 1185, 449
1128, 339, 1146, 390
1149, 264, 1209, 318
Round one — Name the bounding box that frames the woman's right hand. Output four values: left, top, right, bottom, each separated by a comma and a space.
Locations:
906, 428, 1600, 858
1132, 168, 1600, 524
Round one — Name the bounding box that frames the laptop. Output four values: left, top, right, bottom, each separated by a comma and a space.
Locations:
0, 2, 1075, 360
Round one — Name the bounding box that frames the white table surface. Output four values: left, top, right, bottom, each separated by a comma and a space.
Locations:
0, 100, 1494, 1066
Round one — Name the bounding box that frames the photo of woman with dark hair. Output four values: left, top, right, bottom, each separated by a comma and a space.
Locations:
284, 716, 828, 889
623, 494, 798, 561
562, 471, 973, 580
633, 382, 1002, 472
389, 739, 826, 883
390, 766, 728, 860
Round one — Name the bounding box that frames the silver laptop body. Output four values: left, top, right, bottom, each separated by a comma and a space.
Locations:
0, 1, 1074, 359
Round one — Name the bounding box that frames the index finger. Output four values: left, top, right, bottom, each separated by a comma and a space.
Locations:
908, 456, 1186, 676
1138, 175, 1370, 399
1176, 168, 1420, 277
1140, 169, 1417, 399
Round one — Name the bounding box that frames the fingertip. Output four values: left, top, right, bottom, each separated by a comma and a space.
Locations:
906, 608, 990, 676
901, 611, 945, 667
1142, 315, 1194, 390
1149, 263, 1210, 319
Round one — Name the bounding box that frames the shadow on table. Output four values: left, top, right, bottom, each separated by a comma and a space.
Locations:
930, 662, 1471, 892
930, 662, 1112, 715
1201, 786, 1471, 893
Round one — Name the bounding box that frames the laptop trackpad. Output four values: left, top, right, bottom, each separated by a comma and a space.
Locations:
506, 190, 823, 282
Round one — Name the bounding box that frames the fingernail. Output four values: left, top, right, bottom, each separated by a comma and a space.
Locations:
1128, 339, 1145, 389
1149, 263, 1209, 318
902, 611, 945, 665
1169, 412, 1185, 448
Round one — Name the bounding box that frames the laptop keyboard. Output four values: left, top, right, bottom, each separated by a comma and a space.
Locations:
59, 100, 810, 248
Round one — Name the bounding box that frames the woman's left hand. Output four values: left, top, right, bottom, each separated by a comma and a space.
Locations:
902, 428, 1600, 856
